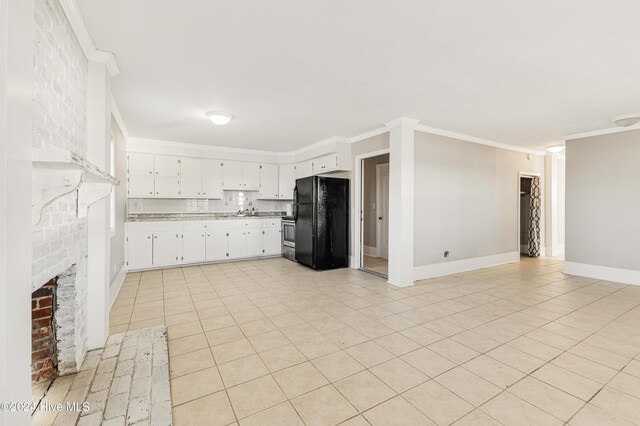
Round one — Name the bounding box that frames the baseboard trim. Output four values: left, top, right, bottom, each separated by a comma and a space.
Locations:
564, 262, 640, 286
109, 264, 127, 310
414, 251, 520, 281
363, 245, 378, 257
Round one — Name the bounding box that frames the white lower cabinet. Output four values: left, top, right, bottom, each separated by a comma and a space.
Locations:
206, 230, 229, 261
263, 228, 282, 255
126, 218, 282, 270
182, 230, 206, 263
153, 231, 181, 266
127, 232, 153, 269
246, 229, 263, 257
227, 229, 247, 259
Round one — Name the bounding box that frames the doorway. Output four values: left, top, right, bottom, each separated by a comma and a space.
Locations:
519, 174, 542, 257
361, 154, 389, 277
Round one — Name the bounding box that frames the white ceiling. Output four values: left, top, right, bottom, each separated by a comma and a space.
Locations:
77, 0, 640, 151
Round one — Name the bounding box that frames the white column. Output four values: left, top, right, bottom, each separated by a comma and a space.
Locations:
386, 117, 419, 287
0, 0, 35, 424
86, 60, 112, 349
545, 151, 565, 258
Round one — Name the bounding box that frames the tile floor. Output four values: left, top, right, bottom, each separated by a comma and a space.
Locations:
362, 256, 388, 277
109, 257, 640, 425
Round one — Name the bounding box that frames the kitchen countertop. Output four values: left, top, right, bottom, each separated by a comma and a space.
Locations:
126, 212, 286, 222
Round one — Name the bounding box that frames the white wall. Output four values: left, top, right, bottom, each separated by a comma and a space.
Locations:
565, 129, 640, 283
109, 118, 127, 287
413, 131, 545, 275
1, 0, 35, 423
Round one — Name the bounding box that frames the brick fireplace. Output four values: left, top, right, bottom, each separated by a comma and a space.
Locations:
31, 278, 58, 383
31, 264, 82, 386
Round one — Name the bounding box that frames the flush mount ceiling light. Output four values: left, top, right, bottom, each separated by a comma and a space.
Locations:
547, 145, 565, 153
612, 114, 640, 127
205, 111, 233, 126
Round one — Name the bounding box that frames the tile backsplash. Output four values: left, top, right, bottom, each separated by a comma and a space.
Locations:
127, 191, 293, 214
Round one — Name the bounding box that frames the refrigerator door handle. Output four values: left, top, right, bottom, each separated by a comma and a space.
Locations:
293, 186, 298, 221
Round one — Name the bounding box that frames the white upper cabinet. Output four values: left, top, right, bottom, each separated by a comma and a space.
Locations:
259, 164, 279, 200
128, 153, 154, 176
243, 163, 260, 190
221, 161, 244, 190
202, 160, 223, 199
180, 157, 203, 197
278, 164, 295, 200
127, 154, 155, 198
295, 160, 313, 179
312, 153, 338, 174
222, 161, 261, 191
155, 155, 180, 177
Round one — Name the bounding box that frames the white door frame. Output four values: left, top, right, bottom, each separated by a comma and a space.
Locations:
353, 148, 390, 270
517, 172, 544, 258
376, 163, 389, 259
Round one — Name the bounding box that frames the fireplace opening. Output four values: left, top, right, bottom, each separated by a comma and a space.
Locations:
31, 278, 58, 384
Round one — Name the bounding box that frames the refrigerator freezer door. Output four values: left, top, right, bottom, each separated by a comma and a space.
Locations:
294, 203, 315, 268
295, 176, 314, 204
314, 177, 349, 270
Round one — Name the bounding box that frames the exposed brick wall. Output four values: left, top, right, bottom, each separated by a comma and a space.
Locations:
32, 0, 89, 373
32, 279, 58, 383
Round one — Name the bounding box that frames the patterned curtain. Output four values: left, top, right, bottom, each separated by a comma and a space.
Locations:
527, 176, 542, 257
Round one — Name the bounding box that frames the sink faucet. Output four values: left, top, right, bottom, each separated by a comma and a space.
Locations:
238, 208, 249, 215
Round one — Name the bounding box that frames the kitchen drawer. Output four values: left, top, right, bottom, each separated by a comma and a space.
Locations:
126, 221, 180, 233
263, 219, 282, 228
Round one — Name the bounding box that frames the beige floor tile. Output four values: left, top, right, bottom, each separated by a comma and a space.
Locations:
622, 359, 640, 378
435, 367, 501, 407
339, 415, 372, 426
486, 345, 546, 374
569, 404, 636, 426
569, 342, 631, 370
211, 338, 256, 364
248, 330, 290, 353
481, 392, 563, 426
462, 355, 524, 389
325, 327, 369, 348
450, 330, 501, 353
170, 348, 215, 378
128, 317, 165, 331
453, 410, 503, 426
205, 325, 245, 346
218, 354, 269, 387
239, 318, 277, 337
259, 343, 307, 372
272, 362, 329, 398
551, 352, 618, 384
345, 341, 395, 368
200, 315, 237, 332
335, 370, 396, 412
607, 372, 640, 400
312, 351, 365, 382
295, 335, 341, 359
239, 401, 304, 426
167, 321, 203, 340
168, 333, 209, 357
403, 380, 474, 425
170, 366, 224, 406
532, 364, 602, 401
172, 390, 236, 426
428, 339, 481, 364
401, 348, 456, 378
291, 385, 358, 426
227, 375, 287, 419
370, 358, 429, 393
506, 335, 563, 361
400, 325, 445, 346
508, 376, 583, 421
166, 311, 200, 326
590, 387, 640, 425
375, 333, 422, 356
363, 396, 435, 426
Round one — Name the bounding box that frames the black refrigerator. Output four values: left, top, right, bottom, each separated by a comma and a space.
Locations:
294, 176, 349, 270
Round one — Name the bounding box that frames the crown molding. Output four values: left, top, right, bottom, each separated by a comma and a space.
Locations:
384, 117, 421, 128
349, 126, 389, 144
111, 97, 129, 140
59, 0, 120, 76
564, 123, 640, 141
415, 124, 546, 156
128, 137, 282, 157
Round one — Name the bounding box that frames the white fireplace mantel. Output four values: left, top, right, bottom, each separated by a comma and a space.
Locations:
32, 149, 120, 225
